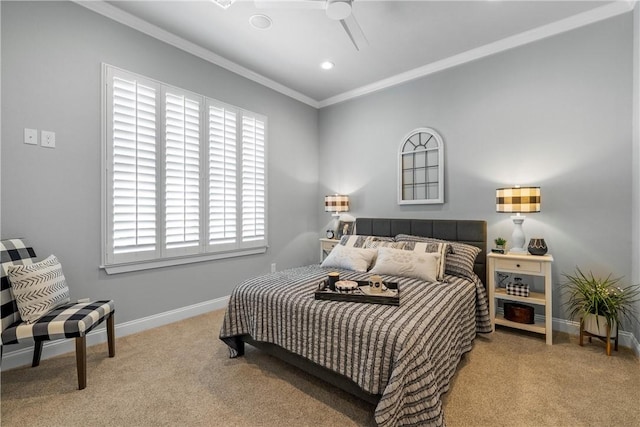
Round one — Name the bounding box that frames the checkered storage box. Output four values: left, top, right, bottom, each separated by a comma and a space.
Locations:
506, 281, 530, 297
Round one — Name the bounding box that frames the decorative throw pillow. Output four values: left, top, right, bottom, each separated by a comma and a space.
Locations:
369, 247, 440, 282
400, 241, 448, 281
362, 239, 406, 250
7, 254, 70, 324
395, 234, 482, 281
321, 244, 377, 272
339, 235, 395, 248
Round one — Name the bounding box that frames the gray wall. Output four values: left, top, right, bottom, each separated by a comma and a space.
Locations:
319, 14, 634, 324
1, 2, 319, 324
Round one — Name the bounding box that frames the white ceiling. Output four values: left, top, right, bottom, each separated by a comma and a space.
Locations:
90, 1, 629, 107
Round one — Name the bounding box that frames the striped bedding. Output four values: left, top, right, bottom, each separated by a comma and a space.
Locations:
220, 265, 491, 427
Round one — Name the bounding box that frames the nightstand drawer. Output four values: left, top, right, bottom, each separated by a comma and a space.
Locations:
322, 241, 338, 251
494, 258, 541, 274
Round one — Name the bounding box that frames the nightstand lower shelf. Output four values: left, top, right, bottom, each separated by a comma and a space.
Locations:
494, 317, 546, 334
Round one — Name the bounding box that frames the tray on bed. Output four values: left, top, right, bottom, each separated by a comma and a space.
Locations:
314, 280, 400, 306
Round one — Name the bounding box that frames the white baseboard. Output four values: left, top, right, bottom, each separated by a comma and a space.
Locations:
0, 295, 230, 372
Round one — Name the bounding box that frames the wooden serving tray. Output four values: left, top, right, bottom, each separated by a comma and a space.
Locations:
314, 280, 400, 306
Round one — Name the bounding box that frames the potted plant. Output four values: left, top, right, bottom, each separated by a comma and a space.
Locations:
494, 237, 506, 251
562, 267, 640, 339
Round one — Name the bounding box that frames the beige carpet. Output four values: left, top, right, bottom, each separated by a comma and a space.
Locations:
1, 309, 639, 427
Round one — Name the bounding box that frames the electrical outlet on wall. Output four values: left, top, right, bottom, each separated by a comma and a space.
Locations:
271, 263, 276, 273
41, 130, 56, 148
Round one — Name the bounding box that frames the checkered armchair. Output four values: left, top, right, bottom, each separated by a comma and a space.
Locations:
1, 238, 115, 390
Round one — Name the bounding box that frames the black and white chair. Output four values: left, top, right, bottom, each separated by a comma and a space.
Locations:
0, 238, 115, 389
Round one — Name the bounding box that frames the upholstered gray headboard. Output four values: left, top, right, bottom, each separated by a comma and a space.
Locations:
354, 218, 487, 286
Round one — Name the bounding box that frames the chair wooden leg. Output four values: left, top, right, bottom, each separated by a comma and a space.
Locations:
75, 336, 87, 390
605, 324, 611, 356
579, 319, 584, 347
32, 340, 44, 367
107, 313, 115, 358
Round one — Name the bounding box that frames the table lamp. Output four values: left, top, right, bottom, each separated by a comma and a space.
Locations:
496, 186, 540, 253
324, 194, 349, 239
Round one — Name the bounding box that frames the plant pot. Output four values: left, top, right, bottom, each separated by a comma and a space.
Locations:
582, 314, 617, 338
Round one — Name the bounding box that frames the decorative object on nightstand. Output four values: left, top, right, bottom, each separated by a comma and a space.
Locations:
527, 238, 548, 256
506, 277, 530, 297
487, 252, 554, 345
326, 229, 335, 239
562, 268, 640, 356
493, 237, 507, 254
496, 186, 540, 253
337, 219, 354, 238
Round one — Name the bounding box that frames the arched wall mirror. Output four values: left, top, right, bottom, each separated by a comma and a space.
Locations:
398, 127, 444, 205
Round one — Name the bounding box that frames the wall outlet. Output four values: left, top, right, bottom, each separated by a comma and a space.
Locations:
271, 263, 276, 273
24, 128, 38, 145
41, 130, 56, 148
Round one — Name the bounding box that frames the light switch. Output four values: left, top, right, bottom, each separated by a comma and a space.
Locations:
41, 130, 56, 148
24, 128, 38, 145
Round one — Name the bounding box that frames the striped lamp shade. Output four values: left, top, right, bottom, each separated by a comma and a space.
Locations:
324, 194, 349, 213
496, 187, 540, 213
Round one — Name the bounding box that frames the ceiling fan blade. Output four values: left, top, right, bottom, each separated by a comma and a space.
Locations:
254, 0, 326, 10
339, 14, 368, 51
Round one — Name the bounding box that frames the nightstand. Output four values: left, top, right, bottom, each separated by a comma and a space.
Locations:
487, 252, 554, 345
319, 238, 338, 262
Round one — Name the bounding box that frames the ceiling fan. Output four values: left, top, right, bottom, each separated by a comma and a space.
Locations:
255, 0, 369, 51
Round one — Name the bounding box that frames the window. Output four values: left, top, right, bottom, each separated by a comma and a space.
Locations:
102, 65, 267, 273
398, 127, 444, 204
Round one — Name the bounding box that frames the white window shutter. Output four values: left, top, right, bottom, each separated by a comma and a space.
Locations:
104, 65, 267, 271
165, 92, 200, 251
241, 114, 266, 244
208, 104, 237, 245
111, 76, 157, 256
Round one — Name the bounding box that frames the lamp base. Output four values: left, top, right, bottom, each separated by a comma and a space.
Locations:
510, 215, 527, 253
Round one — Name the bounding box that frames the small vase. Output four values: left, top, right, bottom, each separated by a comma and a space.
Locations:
583, 314, 617, 338
527, 238, 547, 256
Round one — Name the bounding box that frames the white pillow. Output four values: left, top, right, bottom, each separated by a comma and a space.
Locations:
369, 247, 441, 282
401, 241, 448, 281
7, 254, 71, 324
321, 244, 377, 272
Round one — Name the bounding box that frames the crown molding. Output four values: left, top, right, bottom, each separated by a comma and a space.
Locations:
75, 1, 632, 110
317, 1, 634, 108
73, 1, 320, 108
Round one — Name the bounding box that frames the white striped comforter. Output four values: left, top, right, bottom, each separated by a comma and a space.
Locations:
219, 265, 491, 427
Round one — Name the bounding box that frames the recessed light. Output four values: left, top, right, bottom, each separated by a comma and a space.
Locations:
321, 61, 335, 70
250, 14, 272, 30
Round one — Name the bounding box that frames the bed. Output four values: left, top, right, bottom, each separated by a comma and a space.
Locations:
220, 218, 491, 427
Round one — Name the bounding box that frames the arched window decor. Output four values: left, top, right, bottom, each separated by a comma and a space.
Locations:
398, 127, 444, 204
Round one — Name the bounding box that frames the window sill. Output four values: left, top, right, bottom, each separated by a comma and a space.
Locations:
102, 246, 267, 274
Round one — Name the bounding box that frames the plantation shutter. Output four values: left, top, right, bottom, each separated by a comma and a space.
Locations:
103, 65, 267, 272
241, 114, 266, 244
165, 91, 201, 251
111, 75, 157, 259
208, 104, 237, 246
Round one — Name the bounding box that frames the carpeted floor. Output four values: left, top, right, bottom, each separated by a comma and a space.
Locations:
1, 309, 638, 427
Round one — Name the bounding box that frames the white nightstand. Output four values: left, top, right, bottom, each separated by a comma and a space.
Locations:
487, 252, 554, 345
319, 238, 338, 262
